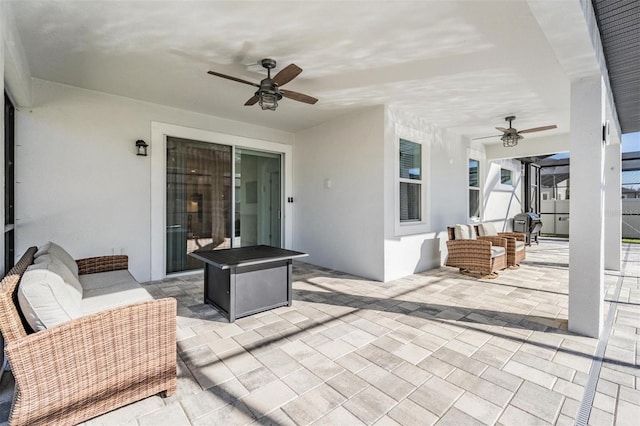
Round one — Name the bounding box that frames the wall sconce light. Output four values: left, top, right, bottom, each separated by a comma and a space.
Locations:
136, 139, 149, 156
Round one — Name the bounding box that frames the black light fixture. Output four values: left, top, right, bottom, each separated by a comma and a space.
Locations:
136, 139, 148, 156
258, 88, 282, 111
501, 133, 522, 148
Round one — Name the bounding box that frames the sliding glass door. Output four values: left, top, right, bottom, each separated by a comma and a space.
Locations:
166, 137, 231, 273
234, 148, 282, 248
166, 139, 282, 274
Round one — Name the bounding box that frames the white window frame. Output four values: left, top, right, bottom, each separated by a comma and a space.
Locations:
394, 129, 430, 236
468, 158, 481, 221
500, 167, 514, 186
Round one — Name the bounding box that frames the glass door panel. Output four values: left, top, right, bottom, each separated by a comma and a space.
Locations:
234, 148, 282, 247
166, 137, 231, 273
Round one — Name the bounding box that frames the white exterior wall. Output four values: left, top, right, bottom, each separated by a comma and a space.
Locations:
293, 107, 385, 281
383, 108, 470, 282
483, 158, 523, 231
16, 79, 293, 282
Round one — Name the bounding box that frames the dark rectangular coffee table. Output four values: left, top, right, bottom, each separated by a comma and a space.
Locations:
189, 245, 308, 322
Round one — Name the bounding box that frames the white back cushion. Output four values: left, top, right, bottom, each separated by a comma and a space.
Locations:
35, 241, 79, 277
18, 260, 82, 331
454, 224, 476, 240
480, 223, 498, 236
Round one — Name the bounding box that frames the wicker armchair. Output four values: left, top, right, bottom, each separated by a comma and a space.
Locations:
445, 226, 508, 278
0, 247, 177, 426
475, 224, 526, 268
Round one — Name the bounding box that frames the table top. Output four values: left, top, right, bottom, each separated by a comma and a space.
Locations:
189, 245, 308, 269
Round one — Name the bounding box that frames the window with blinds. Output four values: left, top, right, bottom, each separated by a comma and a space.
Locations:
469, 159, 480, 220
399, 139, 422, 222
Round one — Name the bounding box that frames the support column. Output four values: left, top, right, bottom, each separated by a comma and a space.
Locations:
569, 76, 605, 338
604, 142, 621, 271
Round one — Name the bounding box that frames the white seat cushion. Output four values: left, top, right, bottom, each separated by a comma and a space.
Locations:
454, 224, 476, 240
35, 241, 79, 277
516, 241, 526, 251
80, 270, 152, 316
491, 246, 506, 258
18, 260, 83, 331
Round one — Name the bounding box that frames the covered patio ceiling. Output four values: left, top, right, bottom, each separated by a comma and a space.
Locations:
5, 0, 613, 142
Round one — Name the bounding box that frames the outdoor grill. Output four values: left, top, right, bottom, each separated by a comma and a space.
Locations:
513, 212, 542, 245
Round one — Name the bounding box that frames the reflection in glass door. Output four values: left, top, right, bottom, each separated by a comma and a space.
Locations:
166, 137, 231, 273
234, 149, 282, 248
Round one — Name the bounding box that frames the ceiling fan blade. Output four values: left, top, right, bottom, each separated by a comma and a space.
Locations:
207, 71, 259, 87
272, 64, 303, 87
244, 95, 259, 106
281, 89, 318, 104
518, 124, 558, 134
471, 135, 503, 140
495, 127, 509, 133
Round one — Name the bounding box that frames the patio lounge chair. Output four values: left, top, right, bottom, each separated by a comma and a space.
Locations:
475, 222, 526, 268
445, 224, 508, 278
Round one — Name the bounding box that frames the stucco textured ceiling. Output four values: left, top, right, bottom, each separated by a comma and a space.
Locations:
8, 0, 601, 140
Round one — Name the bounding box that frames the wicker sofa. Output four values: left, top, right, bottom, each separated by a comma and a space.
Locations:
0, 243, 177, 426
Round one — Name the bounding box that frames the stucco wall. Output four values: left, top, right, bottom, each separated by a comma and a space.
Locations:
15, 79, 293, 281
382, 108, 471, 282
293, 106, 386, 281
482, 158, 523, 231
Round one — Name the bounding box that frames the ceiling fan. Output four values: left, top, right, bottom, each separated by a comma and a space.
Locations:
472, 116, 557, 147
207, 58, 318, 111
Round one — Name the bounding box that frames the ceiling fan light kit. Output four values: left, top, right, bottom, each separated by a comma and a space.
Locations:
207, 58, 318, 111
472, 115, 557, 148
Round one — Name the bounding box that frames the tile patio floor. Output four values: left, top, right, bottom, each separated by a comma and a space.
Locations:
1, 239, 638, 425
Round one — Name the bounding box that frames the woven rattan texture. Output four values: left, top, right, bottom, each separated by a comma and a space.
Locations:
1, 249, 177, 426
0, 246, 37, 342
76, 255, 128, 275
445, 227, 508, 277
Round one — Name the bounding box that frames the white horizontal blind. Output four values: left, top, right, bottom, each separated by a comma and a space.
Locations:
399, 139, 421, 222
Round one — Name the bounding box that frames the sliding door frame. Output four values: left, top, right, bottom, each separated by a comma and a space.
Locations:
150, 122, 293, 280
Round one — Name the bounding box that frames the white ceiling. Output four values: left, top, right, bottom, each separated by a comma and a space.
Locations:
7, 0, 600, 140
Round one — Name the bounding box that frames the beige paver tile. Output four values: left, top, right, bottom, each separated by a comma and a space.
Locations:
392, 342, 432, 365
454, 391, 503, 425
180, 379, 248, 421
85, 397, 165, 425
436, 407, 485, 426
138, 403, 191, 426
510, 381, 563, 424
372, 415, 402, 425
560, 397, 579, 418
340, 328, 378, 347
388, 398, 438, 426
593, 391, 616, 414
512, 351, 575, 381
392, 362, 432, 387
497, 405, 552, 425
552, 378, 584, 401
343, 386, 397, 424
446, 368, 514, 407
316, 339, 357, 360
192, 400, 256, 426
472, 342, 515, 368
281, 367, 322, 395
616, 399, 640, 424
357, 344, 405, 371
586, 406, 614, 425
480, 366, 523, 392
312, 406, 366, 425
432, 347, 488, 375
237, 366, 278, 392
503, 360, 557, 388
241, 380, 297, 418
300, 353, 345, 380
408, 376, 464, 417
281, 384, 346, 425
327, 370, 369, 399
417, 356, 456, 378
335, 351, 372, 373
